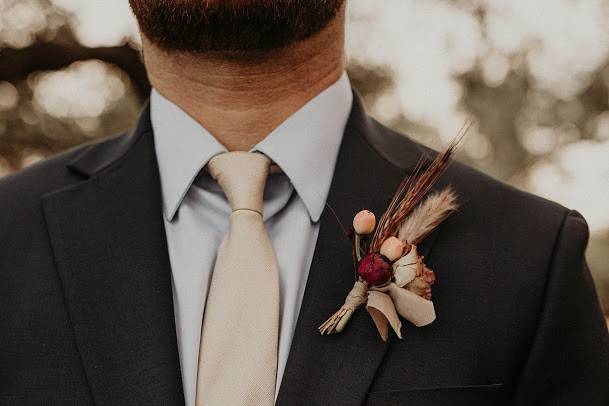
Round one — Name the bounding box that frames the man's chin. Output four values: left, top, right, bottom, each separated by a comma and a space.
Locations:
129, 0, 345, 53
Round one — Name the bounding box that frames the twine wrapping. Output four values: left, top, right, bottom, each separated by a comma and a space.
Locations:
318, 281, 369, 335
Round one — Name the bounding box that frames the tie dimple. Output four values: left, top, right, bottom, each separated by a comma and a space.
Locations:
207, 151, 271, 214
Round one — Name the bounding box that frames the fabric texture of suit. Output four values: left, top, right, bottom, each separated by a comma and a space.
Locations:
1, 91, 608, 405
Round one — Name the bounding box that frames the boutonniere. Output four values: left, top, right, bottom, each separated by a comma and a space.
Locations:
319, 125, 470, 341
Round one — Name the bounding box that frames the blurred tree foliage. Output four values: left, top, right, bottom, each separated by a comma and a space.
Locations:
0, 0, 607, 318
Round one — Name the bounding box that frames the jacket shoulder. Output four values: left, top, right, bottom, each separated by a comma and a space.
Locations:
0, 133, 131, 227
368, 119, 571, 230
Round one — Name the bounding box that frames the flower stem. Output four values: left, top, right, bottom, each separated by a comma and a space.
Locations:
354, 234, 363, 262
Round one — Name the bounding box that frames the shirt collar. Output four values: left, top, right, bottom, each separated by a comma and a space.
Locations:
151, 72, 352, 222
150, 90, 226, 221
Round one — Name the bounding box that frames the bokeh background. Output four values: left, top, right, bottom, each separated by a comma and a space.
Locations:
1, 0, 607, 324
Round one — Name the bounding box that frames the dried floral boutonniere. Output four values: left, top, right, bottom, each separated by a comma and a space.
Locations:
319, 123, 470, 341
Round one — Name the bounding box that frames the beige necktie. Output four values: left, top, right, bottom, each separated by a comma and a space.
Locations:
196, 151, 280, 406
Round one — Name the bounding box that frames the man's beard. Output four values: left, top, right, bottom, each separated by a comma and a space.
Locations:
129, 0, 345, 53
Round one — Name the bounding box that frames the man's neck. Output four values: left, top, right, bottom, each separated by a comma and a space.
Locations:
143, 11, 345, 151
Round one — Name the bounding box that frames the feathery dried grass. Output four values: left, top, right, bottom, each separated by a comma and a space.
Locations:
398, 187, 458, 244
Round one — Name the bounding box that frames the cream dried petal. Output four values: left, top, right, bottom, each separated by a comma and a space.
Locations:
392, 246, 419, 287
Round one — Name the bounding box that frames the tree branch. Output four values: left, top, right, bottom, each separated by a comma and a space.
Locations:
0, 41, 150, 98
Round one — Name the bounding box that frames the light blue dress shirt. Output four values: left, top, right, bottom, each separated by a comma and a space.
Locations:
150, 72, 353, 406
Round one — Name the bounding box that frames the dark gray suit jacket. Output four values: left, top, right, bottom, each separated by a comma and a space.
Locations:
1, 92, 608, 405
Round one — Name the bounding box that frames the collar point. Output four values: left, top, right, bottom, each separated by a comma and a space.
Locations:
308, 203, 325, 224
164, 203, 179, 222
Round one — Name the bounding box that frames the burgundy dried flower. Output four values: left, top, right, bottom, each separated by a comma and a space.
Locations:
357, 253, 392, 286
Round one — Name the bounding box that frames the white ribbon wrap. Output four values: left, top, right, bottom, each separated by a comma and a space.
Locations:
367, 282, 436, 341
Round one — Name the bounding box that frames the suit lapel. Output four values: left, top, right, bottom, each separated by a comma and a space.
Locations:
41, 107, 184, 405
277, 95, 437, 405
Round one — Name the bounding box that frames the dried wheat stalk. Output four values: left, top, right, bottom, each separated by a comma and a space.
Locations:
369, 119, 471, 252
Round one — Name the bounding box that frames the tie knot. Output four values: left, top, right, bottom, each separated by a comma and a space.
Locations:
208, 151, 271, 214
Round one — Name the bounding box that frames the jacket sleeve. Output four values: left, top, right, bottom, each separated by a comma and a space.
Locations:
512, 210, 609, 405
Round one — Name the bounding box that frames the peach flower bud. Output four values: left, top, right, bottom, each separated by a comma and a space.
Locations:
353, 210, 376, 235
380, 236, 405, 261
